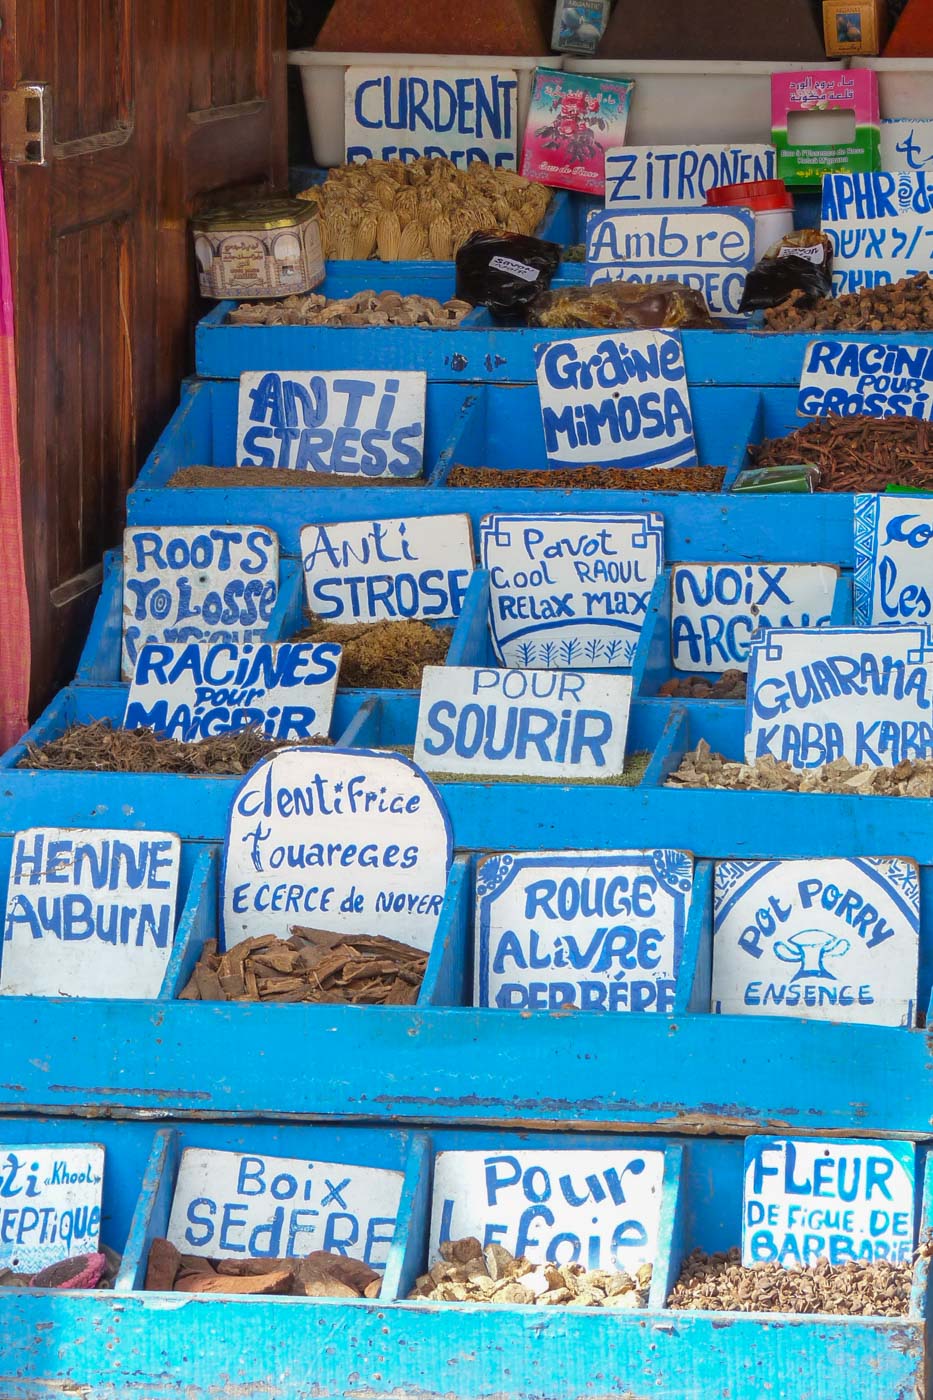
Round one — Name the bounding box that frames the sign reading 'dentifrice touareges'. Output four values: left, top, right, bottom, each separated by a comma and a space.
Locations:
414, 666, 632, 780
236, 370, 426, 477
822, 172, 933, 295
742, 1137, 915, 1269
672, 563, 838, 673
854, 494, 933, 627
798, 339, 933, 421
125, 641, 341, 743
222, 746, 452, 951
605, 144, 776, 208
712, 856, 919, 1027
535, 332, 696, 471
480, 512, 664, 669
301, 515, 475, 624
1, 828, 181, 1000
166, 1147, 404, 1266
430, 1148, 666, 1272
474, 848, 693, 1011
744, 624, 933, 768
0, 1144, 104, 1272
122, 526, 279, 679
344, 67, 518, 167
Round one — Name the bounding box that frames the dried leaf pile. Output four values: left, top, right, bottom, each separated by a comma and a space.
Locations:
667, 740, 933, 796
146, 1239, 381, 1298
408, 1237, 652, 1307
0, 1247, 121, 1291
765, 273, 933, 333
752, 414, 933, 492
19, 722, 330, 774
229, 289, 472, 328
294, 617, 452, 689
446, 464, 726, 491
669, 1248, 910, 1316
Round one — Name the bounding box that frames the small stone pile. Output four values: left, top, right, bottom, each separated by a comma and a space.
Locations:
764, 272, 933, 333
408, 1237, 652, 1307
668, 1248, 910, 1317
666, 740, 933, 797
0, 1247, 121, 1290
659, 670, 746, 700
145, 1239, 382, 1298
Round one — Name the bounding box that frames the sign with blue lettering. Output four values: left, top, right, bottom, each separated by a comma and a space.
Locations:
534, 332, 696, 470
414, 666, 631, 780
854, 494, 933, 627
222, 746, 452, 951
125, 641, 341, 743
236, 370, 426, 477
0, 1144, 104, 1272
474, 848, 693, 1011
605, 144, 775, 208
1, 828, 181, 1000
744, 624, 933, 768
822, 172, 933, 295
672, 563, 837, 673
742, 1137, 915, 1269
166, 1147, 404, 1266
480, 512, 664, 669
122, 526, 279, 679
881, 119, 933, 174
344, 67, 518, 167
301, 515, 474, 624
712, 857, 919, 1027
798, 339, 933, 420
585, 208, 755, 319
430, 1147, 667, 1272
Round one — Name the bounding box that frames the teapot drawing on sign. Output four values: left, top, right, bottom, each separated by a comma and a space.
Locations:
774, 928, 850, 982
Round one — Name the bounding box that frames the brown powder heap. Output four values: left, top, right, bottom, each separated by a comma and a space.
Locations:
169, 466, 422, 488
669, 1248, 910, 1317
667, 740, 933, 797
146, 1238, 382, 1298
408, 1236, 652, 1307
751, 414, 933, 492
315, 0, 550, 56
446, 464, 726, 491
20, 721, 331, 774
295, 617, 452, 689
764, 273, 933, 333
659, 670, 746, 700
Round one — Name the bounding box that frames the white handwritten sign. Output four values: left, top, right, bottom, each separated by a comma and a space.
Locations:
166, 1147, 404, 1266
798, 339, 933, 421
480, 512, 664, 669
414, 666, 632, 780
122, 526, 279, 679
1, 828, 180, 1000
880, 120, 933, 175
586, 208, 755, 319
745, 625, 933, 769
0, 1144, 104, 1272
605, 144, 775, 208
344, 67, 518, 167
855, 494, 933, 627
743, 1137, 915, 1269
822, 172, 933, 295
672, 563, 837, 673
236, 370, 426, 477
125, 641, 341, 743
535, 332, 696, 471
430, 1147, 667, 1272
475, 848, 693, 1011
712, 857, 919, 1027
222, 746, 452, 950
301, 515, 474, 624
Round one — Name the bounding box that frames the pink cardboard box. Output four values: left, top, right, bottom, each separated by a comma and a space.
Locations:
520, 67, 634, 197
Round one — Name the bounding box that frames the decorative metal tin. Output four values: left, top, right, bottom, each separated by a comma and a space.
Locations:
192, 198, 324, 300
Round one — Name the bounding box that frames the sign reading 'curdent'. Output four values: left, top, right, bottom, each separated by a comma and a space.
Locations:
344, 67, 519, 167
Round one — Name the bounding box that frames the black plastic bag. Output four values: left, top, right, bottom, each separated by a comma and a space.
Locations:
739, 253, 833, 313
455, 231, 561, 321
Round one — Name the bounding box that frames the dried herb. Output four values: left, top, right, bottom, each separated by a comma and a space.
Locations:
20, 721, 330, 775
752, 414, 933, 492
293, 617, 452, 689
408, 1237, 652, 1307
669, 1248, 909, 1316
446, 464, 726, 491
667, 740, 933, 796
169, 465, 424, 488
228, 290, 472, 328
765, 272, 933, 333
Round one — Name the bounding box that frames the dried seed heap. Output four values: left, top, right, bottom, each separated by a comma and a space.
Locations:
408, 1237, 652, 1307
146, 1238, 381, 1298
669, 1248, 910, 1316
19, 722, 331, 774
0, 1246, 122, 1291
764, 272, 933, 333
659, 670, 746, 700
293, 618, 452, 689
446, 464, 726, 491
667, 740, 933, 796
228, 289, 472, 328
751, 414, 933, 492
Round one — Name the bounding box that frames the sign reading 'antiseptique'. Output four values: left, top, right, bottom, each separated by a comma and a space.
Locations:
854, 494, 933, 627
712, 857, 920, 1027
605, 144, 775, 208
822, 172, 933, 295
474, 848, 693, 1011
798, 339, 933, 421
344, 66, 519, 167
744, 625, 933, 769
0, 1144, 104, 1272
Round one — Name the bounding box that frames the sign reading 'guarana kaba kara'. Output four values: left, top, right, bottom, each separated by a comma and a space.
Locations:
480, 512, 664, 669
854, 494, 933, 627
798, 338, 933, 421
742, 1136, 915, 1269
430, 1147, 668, 1273
344, 67, 518, 167
301, 515, 474, 624
414, 666, 632, 780
125, 641, 341, 743
1, 828, 181, 1000
166, 1147, 404, 1267
605, 144, 775, 208
236, 370, 426, 477
712, 857, 919, 1027
535, 332, 696, 471
0, 1144, 104, 1272
122, 526, 279, 679
822, 172, 933, 295
222, 747, 452, 951
744, 624, 933, 768
474, 848, 693, 1011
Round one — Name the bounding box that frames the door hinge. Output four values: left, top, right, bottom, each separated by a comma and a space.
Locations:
1, 82, 49, 165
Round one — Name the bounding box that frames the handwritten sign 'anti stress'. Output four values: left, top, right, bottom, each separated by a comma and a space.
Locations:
345, 67, 518, 167
822, 173, 933, 295
122, 526, 278, 679
1, 828, 181, 1000
745, 625, 933, 769
855, 494, 933, 627
0, 1144, 104, 1272
743, 1137, 915, 1269
167, 1147, 404, 1267
236, 370, 426, 477
535, 332, 696, 471
798, 339, 933, 421
605, 144, 775, 208
712, 857, 919, 1027
475, 848, 693, 1012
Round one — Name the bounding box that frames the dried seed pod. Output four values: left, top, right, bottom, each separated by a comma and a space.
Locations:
428, 216, 453, 261
375, 179, 397, 209
376, 212, 402, 261
333, 230, 357, 261
398, 220, 429, 260
353, 216, 377, 260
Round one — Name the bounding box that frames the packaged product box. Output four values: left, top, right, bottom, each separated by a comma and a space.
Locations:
771, 68, 880, 187
823, 0, 888, 56
520, 67, 633, 196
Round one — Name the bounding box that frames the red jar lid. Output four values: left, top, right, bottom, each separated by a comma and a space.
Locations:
706, 178, 794, 212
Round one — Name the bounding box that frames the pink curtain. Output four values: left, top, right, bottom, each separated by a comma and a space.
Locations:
0, 164, 31, 746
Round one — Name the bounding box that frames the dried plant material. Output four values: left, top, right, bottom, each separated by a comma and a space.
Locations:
168, 465, 424, 488
765, 272, 933, 333
666, 738, 933, 797
294, 617, 451, 689
446, 464, 726, 491
0, 1246, 122, 1291
145, 1238, 382, 1297
429, 217, 453, 261
659, 670, 747, 699
353, 217, 378, 260
408, 1237, 651, 1307
751, 414, 933, 492
377, 212, 402, 260
20, 721, 330, 775
668, 1248, 910, 1316
398, 221, 429, 260
530, 280, 715, 331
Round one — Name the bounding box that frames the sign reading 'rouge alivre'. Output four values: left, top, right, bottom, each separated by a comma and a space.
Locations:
344, 67, 519, 167
122, 526, 279, 680
822, 172, 933, 295
605, 144, 775, 208
742, 1137, 915, 1269
535, 332, 696, 471
712, 856, 920, 1027
744, 625, 933, 769
480, 512, 664, 669
236, 370, 426, 477
0, 1144, 104, 1272
474, 848, 693, 1012
1, 828, 181, 1000
222, 747, 452, 951
301, 515, 475, 624
166, 1147, 404, 1267
798, 339, 933, 421
854, 494, 933, 627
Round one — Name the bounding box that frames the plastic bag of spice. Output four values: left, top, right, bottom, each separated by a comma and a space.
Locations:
529, 279, 715, 329
455, 230, 561, 321
739, 233, 833, 313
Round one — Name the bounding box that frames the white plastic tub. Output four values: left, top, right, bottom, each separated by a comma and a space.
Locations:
850, 58, 933, 119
